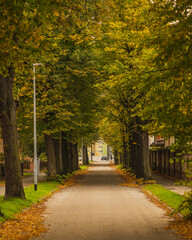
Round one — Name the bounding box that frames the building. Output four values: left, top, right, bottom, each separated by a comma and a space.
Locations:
88, 140, 108, 161
149, 136, 191, 179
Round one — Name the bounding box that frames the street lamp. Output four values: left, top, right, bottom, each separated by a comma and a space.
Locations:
81, 139, 84, 165
33, 63, 43, 191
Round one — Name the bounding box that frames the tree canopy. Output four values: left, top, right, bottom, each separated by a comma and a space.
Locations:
0, 0, 192, 197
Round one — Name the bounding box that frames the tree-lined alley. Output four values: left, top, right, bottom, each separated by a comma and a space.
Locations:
35, 162, 182, 240
0, 0, 192, 202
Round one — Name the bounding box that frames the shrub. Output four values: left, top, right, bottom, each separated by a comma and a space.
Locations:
173, 190, 192, 219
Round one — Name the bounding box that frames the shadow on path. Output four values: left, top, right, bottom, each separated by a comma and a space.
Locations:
35, 161, 183, 240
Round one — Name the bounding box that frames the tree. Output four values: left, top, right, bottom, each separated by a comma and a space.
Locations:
0, 0, 31, 199
94, 0, 151, 178
0, 0, 78, 197
0, 67, 25, 199
136, 0, 192, 149
15, 0, 102, 176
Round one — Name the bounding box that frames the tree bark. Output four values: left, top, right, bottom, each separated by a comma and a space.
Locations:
114, 150, 118, 164
53, 138, 62, 175
122, 130, 129, 168
83, 145, 89, 165
0, 67, 25, 199
141, 131, 151, 179
45, 134, 57, 177
61, 132, 69, 175
86, 146, 89, 164
68, 141, 73, 173
119, 152, 123, 164
72, 143, 79, 171
130, 116, 151, 179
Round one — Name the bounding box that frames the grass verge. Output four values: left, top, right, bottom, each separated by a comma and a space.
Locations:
116, 166, 192, 239
23, 172, 33, 178
116, 166, 186, 215
143, 184, 186, 214
0, 181, 59, 222
0, 172, 37, 186
0, 164, 89, 222
79, 165, 88, 170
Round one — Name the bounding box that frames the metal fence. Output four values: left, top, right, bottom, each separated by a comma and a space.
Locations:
0, 161, 47, 179
150, 149, 188, 179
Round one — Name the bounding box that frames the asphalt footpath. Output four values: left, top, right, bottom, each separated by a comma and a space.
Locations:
35, 161, 183, 240
0, 170, 190, 196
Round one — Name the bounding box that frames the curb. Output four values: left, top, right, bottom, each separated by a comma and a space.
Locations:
139, 184, 184, 219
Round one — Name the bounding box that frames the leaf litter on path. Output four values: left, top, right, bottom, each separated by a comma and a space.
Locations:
0, 168, 88, 240
115, 166, 192, 240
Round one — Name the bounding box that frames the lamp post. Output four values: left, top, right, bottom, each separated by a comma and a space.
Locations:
81, 138, 84, 165
33, 63, 43, 191
91, 144, 93, 161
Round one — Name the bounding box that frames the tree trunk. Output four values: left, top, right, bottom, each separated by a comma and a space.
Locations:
141, 131, 151, 179
119, 152, 123, 164
53, 138, 62, 174
45, 134, 56, 177
86, 146, 89, 164
68, 141, 73, 173
130, 131, 144, 178
83, 145, 89, 165
130, 116, 151, 179
122, 131, 129, 168
61, 132, 69, 175
0, 67, 25, 199
114, 150, 118, 164
72, 143, 79, 171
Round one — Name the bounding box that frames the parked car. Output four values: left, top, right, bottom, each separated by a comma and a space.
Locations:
101, 155, 108, 160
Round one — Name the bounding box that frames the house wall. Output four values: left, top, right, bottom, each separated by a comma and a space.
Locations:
165, 136, 175, 148
88, 140, 108, 157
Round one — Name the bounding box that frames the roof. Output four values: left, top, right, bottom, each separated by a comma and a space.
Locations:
150, 139, 165, 147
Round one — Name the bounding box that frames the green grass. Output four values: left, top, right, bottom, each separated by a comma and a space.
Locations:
143, 184, 184, 210
23, 172, 33, 178
0, 181, 59, 222
0, 166, 88, 222
79, 165, 88, 170
116, 164, 132, 172
0, 172, 33, 185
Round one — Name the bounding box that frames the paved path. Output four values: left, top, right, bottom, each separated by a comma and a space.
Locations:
35, 162, 183, 240
152, 173, 191, 195
0, 173, 45, 196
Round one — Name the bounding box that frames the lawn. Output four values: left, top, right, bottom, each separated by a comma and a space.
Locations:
0, 181, 59, 222
0, 166, 88, 222
142, 183, 190, 218
143, 184, 184, 210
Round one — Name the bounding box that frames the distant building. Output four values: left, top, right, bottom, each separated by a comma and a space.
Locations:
88, 140, 108, 160
149, 135, 155, 147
